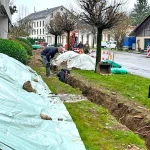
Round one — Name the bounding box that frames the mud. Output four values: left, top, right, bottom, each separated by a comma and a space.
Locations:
66, 76, 150, 149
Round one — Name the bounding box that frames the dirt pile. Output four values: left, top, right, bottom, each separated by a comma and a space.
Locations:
28, 49, 43, 67
66, 76, 150, 149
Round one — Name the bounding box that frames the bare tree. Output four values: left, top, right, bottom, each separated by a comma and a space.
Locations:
9, 5, 32, 37
112, 14, 130, 50
76, 0, 126, 72
61, 12, 76, 50
46, 13, 64, 47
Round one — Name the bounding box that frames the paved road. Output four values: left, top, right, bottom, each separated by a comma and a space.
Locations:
90, 51, 150, 78
113, 52, 150, 79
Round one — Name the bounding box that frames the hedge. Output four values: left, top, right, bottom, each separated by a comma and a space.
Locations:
17, 41, 33, 56
0, 39, 27, 64
17, 38, 32, 49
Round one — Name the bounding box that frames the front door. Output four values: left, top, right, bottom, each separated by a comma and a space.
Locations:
144, 39, 150, 50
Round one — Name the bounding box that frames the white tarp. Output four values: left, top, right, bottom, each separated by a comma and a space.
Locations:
54, 51, 95, 71
54, 51, 79, 65
67, 54, 95, 70
0, 53, 86, 150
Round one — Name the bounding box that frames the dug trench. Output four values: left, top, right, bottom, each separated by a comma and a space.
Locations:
66, 76, 150, 150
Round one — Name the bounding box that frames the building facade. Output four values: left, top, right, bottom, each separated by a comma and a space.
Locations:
26, 6, 68, 46
0, 0, 13, 38
130, 15, 150, 50
27, 6, 116, 47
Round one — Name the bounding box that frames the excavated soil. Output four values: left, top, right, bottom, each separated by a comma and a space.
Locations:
66, 76, 150, 149
28, 49, 43, 67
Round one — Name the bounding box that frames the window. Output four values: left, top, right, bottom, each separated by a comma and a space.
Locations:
34, 22, 36, 27
43, 21, 44, 26
40, 21, 41, 27
43, 37, 44, 39
43, 29, 44, 34
37, 29, 38, 35
61, 7, 63, 11
40, 29, 41, 34
37, 22, 38, 27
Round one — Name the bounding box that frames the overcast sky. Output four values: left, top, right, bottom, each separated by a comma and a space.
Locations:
12, 0, 150, 22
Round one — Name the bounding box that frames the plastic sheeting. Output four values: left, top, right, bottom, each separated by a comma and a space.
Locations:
67, 54, 95, 70
54, 51, 79, 65
0, 53, 86, 150
54, 51, 95, 71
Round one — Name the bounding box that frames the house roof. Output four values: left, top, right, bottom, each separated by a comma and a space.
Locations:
130, 15, 150, 36
26, 6, 62, 20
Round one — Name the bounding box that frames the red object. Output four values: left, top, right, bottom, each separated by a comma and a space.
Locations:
39, 41, 43, 46
70, 32, 75, 48
148, 46, 150, 56
64, 43, 68, 50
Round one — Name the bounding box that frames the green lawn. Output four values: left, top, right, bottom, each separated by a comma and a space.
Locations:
71, 70, 150, 109
32, 67, 147, 150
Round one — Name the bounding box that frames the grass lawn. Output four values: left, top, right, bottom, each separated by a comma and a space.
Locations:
71, 70, 150, 109
32, 66, 147, 150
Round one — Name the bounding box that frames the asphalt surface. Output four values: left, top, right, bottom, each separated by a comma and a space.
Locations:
113, 52, 150, 79
90, 50, 150, 79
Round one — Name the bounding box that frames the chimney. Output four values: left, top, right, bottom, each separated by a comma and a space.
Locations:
34, 7, 35, 13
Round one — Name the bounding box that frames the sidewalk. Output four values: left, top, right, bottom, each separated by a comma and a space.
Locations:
127, 50, 148, 55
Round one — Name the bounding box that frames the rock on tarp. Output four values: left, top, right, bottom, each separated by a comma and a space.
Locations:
0, 53, 86, 150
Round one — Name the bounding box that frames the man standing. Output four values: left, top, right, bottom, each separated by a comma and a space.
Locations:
41, 46, 64, 77
77, 41, 83, 49
83, 41, 90, 54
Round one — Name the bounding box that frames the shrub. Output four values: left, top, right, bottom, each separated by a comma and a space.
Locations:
17, 41, 32, 56
0, 39, 27, 64
50, 43, 63, 47
17, 38, 32, 49
27, 38, 45, 45
27, 37, 35, 45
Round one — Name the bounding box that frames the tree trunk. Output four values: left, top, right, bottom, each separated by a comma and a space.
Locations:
67, 31, 70, 50
95, 27, 103, 72
55, 35, 58, 47
92, 34, 95, 48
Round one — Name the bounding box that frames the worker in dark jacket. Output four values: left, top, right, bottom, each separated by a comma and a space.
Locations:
41, 46, 64, 77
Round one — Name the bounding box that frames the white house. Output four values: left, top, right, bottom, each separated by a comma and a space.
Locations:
26, 5, 115, 47
0, 0, 14, 38
78, 29, 114, 47
26, 6, 68, 45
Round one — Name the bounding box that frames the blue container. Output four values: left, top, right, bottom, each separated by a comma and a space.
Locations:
123, 36, 136, 50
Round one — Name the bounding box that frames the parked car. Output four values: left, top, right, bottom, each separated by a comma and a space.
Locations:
101, 41, 107, 48
106, 41, 117, 49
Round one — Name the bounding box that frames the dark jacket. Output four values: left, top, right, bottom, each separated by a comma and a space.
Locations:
77, 43, 83, 48
41, 47, 58, 61
56, 69, 70, 82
